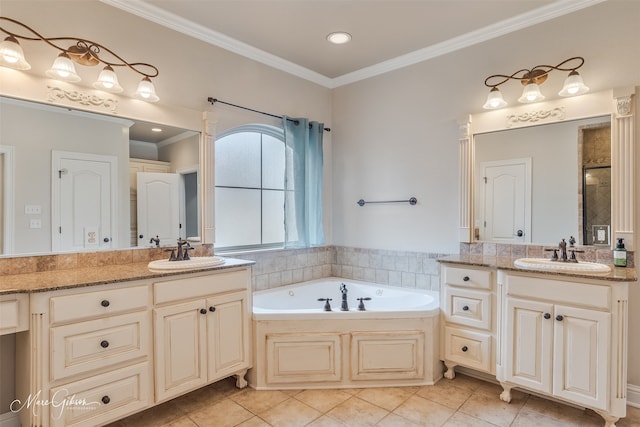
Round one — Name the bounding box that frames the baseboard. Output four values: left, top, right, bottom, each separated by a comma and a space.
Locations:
0, 411, 20, 427
628, 383, 640, 408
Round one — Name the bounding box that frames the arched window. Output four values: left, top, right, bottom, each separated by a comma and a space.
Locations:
214, 124, 285, 250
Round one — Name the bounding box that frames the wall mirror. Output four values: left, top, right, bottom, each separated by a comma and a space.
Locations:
473, 115, 610, 246
458, 88, 637, 251
0, 96, 201, 256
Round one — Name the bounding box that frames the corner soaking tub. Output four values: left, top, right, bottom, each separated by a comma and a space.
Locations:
249, 278, 442, 390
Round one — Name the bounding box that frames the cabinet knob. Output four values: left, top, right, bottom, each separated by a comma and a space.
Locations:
462, 305, 469, 311
139, 234, 144, 239
101, 396, 110, 405
461, 346, 468, 352
200, 308, 207, 314
103, 237, 110, 243
100, 340, 109, 348
101, 300, 110, 307
556, 315, 564, 321
209, 306, 216, 312
544, 313, 551, 319
463, 276, 470, 282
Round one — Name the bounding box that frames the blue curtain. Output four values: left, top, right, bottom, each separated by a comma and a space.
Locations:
283, 116, 325, 248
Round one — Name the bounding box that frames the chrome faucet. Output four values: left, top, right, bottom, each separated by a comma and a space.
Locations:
339, 283, 349, 311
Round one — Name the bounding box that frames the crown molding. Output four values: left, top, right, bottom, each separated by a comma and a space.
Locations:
101, 0, 604, 89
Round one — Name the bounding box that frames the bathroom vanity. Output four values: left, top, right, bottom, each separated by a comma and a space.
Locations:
439, 256, 636, 427
1, 257, 253, 427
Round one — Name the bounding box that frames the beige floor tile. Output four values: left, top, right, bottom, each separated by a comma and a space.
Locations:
260, 398, 322, 427
442, 412, 500, 427
458, 390, 525, 427
437, 374, 487, 392
306, 414, 350, 426
376, 412, 424, 427
326, 396, 389, 426
281, 389, 304, 397
235, 415, 273, 427
619, 405, 640, 426
355, 387, 418, 411
231, 388, 291, 414
416, 381, 473, 410
109, 399, 186, 427
171, 379, 243, 413
295, 389, 353, 412
162, 417, 199, 427
189, 398, 254, 427
512, 409, 583, 427
521, 395, 593, 426
392, 395, 455, 427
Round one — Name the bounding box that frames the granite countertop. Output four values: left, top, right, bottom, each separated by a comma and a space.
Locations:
438, 254, 637, 282
0, 257, 255, 295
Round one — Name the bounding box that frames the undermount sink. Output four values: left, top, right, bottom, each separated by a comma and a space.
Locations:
148, 256, 226, 272
514, 258, 611, 274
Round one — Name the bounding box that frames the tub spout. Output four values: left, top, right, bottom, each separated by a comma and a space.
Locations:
340, 283, 349, 311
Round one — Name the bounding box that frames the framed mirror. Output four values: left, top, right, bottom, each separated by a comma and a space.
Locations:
0, 96, 201, 255
458, 88, 636, 251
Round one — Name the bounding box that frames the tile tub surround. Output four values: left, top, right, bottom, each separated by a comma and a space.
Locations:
224, 246, 447, 292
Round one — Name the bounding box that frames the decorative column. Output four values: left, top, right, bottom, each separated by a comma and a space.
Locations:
458, 117, 473, 242
201, 110, 217, 247
611, 88, 636, 251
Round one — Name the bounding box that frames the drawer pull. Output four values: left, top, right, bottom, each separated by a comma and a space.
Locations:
100, 340, 109, 348
462, 305, 469, 311
200, 308, 207, 315
461, 346, 468, 352
209, 306, 216, 312
101, 396, 110, 405
101, 300, 110, 307
544, 313, 551, 319
556, 315, 564, 321
463, 276, 470, 282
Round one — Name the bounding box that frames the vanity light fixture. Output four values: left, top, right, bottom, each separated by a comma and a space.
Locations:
0, 17, 159, 101
483, 56, 589, 109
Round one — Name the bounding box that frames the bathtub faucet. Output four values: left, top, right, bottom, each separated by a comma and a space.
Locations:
340, 283, 349, 311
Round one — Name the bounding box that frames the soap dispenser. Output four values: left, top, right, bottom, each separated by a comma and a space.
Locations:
614, 238, 627, 267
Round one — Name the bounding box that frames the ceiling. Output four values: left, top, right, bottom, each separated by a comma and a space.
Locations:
102, 0, 603, 88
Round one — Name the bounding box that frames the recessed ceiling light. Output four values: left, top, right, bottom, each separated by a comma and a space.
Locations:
326, 32, 351, 45
151, 127, 162, 132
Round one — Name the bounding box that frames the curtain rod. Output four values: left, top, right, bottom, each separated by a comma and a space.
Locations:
207, 97, 331, 132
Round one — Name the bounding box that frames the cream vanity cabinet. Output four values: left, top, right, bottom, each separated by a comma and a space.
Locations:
153, 268, 251, 402
15, 265, 252, 427
497, 270, 629, 426
16, 281, 153, 427
440, 263, 496, 378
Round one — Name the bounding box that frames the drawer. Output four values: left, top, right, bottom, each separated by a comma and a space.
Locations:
154, 269, 250, 305
49, 362, 151, 427
50, 311, 150, 381
0, 293, 29, 335
50, 285, 149, 325
443, 287, 491, 330
442, 266, 492, 289
443, 326, 491, 373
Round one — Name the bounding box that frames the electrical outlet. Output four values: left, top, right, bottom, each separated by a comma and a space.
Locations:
30, 219, 42, 229
25, 205, 42, 215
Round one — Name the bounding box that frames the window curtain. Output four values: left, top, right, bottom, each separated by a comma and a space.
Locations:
283, 116, 325, 248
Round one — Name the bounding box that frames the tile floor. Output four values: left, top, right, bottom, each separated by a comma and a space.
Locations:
107, 374, 640, 427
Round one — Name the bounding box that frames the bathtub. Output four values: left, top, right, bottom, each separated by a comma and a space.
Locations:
249, 278, 443, 390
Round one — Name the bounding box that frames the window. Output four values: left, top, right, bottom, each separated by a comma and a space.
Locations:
214, 125, 286, 250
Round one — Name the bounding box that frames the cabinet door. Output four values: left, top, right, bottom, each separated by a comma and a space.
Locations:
553, 305, 610, 410
154, 300, 207, 402
504, 296, 553, 394
206, 291, 250, 381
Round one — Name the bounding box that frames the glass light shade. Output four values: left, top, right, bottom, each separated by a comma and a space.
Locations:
326, 32, 352, 44
518, 82, 544, 103
482, 87, 508, 109
93, 65, 123, 93
0, 36, 31, 70
558, 71, 589, 96
134, 77, 159, 102
46, 52, 81, 82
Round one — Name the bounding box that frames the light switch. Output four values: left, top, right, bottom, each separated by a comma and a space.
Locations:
25, 205, 42, 214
